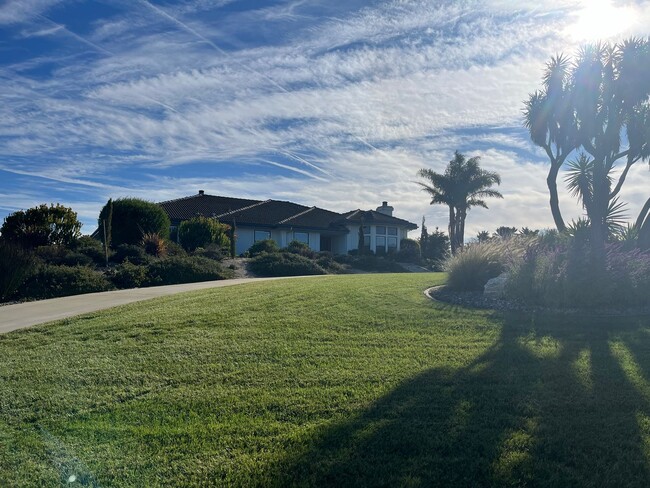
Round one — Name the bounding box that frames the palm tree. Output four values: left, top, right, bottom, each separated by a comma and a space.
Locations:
418, 151, 502, 254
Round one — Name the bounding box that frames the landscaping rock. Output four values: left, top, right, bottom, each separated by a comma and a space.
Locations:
483, 273, 508, 299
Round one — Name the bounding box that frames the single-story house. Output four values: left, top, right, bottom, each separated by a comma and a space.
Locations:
158, 191, 418, 256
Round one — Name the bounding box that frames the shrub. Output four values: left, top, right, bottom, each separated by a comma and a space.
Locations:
73, 236, 108, 265
444, 244, 504, 291
164, 240, 187, 257
0, 240, 36, 301
505, 238, 650, 308
145, 256, 233, 285
1, 203, 81, 248
249, 252, 326, 277
178, 216, 230, 252
111, 244, 151, 265
99, 198, 170, 247
193, 243, 226, 261
315, 252, 347, 274
335, 254, 406, 273
285, 240, 316, 258
396, 238, 420, 263
142, 232, 167, 257
248, 239, 279, 257
35, 246, 94, 267
109, 261, 148, 289
17, 265, 113, 300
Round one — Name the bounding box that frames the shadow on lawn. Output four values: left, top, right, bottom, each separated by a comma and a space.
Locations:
274, 311, 650, 487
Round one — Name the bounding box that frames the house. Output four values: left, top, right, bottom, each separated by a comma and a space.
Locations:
158, 191, 418, 256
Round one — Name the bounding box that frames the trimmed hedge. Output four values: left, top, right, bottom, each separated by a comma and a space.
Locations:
248, 239, 278, 257
99, 198, 170, 247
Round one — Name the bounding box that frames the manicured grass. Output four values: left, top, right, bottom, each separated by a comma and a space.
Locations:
1, 274, 650, 486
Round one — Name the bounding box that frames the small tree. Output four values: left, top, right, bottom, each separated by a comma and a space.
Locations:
99, 198, 170, 247
178, 216, 230, 252
476, 230, 491, 243
1, 203, 81, 248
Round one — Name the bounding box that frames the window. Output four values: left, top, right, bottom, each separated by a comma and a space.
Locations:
293, 232, 309, 244
376, 235, 386, 255
387, 227, 398, 236
387, 237, 398, 250
374, 226, 399, 253
254, 230, 271, 242
376, 226, 386, 235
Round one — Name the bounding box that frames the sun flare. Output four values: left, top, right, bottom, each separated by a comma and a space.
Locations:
570, 0, 635, 42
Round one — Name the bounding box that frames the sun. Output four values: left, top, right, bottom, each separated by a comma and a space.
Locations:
570, 0, 635, 42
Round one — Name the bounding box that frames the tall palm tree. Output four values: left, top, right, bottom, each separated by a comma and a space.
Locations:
418, 151, 502, 254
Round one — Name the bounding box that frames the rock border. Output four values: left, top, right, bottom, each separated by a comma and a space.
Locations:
424, 285, 650, 317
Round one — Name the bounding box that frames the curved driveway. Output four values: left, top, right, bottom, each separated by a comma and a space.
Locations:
0, 276, 321, 334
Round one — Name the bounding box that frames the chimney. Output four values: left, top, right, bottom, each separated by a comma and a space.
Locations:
198, 190, 205, 196
376, 201, 393, 216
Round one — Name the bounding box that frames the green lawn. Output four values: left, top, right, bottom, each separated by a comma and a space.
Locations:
1, 274, 650, 487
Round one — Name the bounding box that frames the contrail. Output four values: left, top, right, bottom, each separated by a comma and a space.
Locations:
38, 15, 114, 56
138, 0, 289, 94
259, 159, 328, 181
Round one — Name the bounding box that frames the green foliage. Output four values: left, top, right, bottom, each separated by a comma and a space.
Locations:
285, 240, 315, 258
164, 240, 187, 257
505, 237, 650, 308
444, 243, 504, 291
192, 243, 226, 261
35, 245, 94, 267
494, 226, 517, 239
141, 232, 167, 257
1, 203, 81, 248
476, 230, 491, 242
249, 252, 326, 276
17, 265, 112, 300
99, 198, 170, 247
248, 239, 279, 257
420, 226, 450, 263
336, 254, 407, 273
145, 256, 232, 285
396, 238, 420, 262
418, 151, 502, 254
73, 236, 108, 265
108, 261, 148, 289
178, 216, 230, 252
111, 244, 151, 265
0, 240, 36, 301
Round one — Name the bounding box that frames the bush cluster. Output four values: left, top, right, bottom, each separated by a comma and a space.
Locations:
17, 265, 113, 300
249, 252, 326, 277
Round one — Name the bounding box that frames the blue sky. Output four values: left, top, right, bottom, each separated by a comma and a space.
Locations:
1, 0, 649, 237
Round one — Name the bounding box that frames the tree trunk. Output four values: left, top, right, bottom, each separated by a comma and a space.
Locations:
448, 206, 457, 255
458, 209, 466, 249
637, 197, 650, 251
589, 158, 609, 270
547, 163, 566, 232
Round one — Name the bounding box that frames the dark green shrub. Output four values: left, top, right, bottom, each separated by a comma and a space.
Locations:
178, 216, 230, 252
0, 240, 36, 301
98, 198, 170, 247
17, 265, 112, 300
285, 240, 315, 258
316, 253, 347, 274
73, 236, 108, 265
248, 239, 279, 257
1, 203, 82, 248
193, 243, 226, 261
109, 261, 148, 289
164, 240, 187, 257
396, 238, 420, 263
249, 252, 326, 277
111, 244, 151, 265
35, 246, 94, 267
335, 254, 405, 273
145, 256, 233, 285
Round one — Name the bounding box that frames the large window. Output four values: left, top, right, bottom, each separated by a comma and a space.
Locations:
254, 230, 271, 242
293, 232, 309, 244
375, 226, 398, 254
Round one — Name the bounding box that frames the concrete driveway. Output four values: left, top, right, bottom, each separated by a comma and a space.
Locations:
0, 276, 318, 334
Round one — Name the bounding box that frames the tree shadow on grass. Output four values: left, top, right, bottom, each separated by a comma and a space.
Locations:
273, 312, 650, 487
